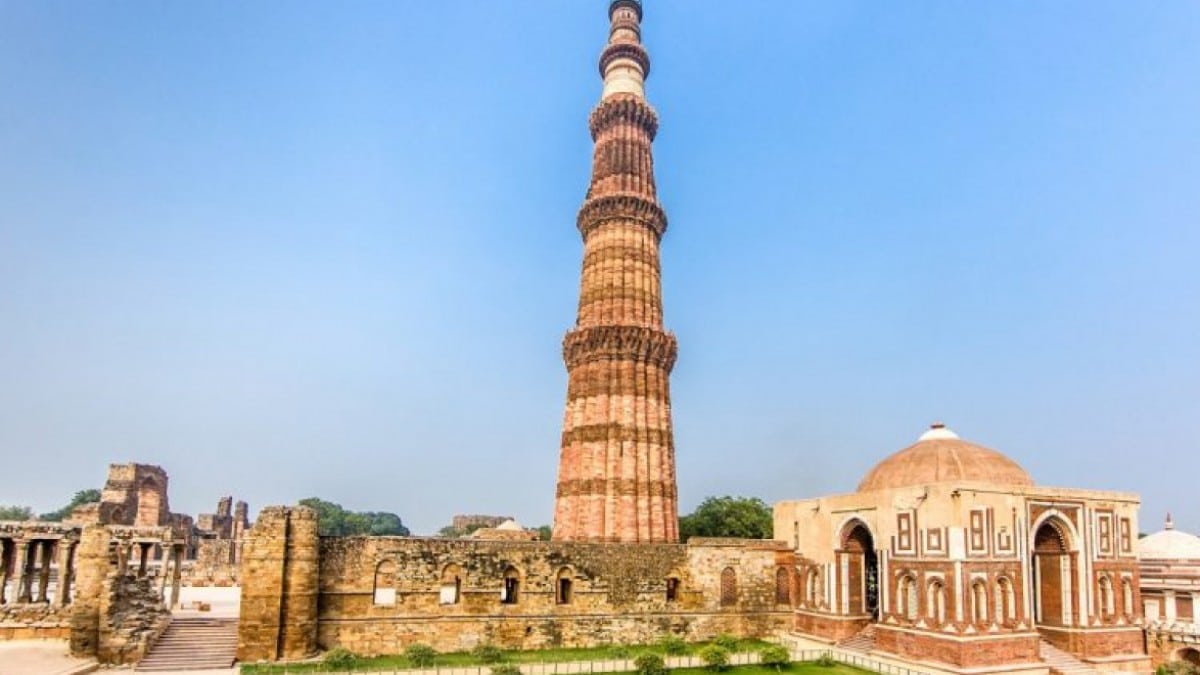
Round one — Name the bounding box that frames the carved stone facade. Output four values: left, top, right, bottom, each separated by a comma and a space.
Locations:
776, 424, 1150, 674
238, 506, 794, 661
553, 0, 678, 544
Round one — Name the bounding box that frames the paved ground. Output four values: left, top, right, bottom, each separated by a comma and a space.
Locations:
0, 640, 96, 675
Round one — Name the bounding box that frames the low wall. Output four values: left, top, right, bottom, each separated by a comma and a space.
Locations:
239, 507, 796, 661
0, 604, 73, 640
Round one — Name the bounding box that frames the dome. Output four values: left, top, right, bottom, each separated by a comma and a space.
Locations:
1138, 515, 1200, 560
857, 423, 1035, 492
496, 519, 524, 531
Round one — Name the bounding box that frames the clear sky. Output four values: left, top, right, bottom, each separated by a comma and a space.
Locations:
1, 1, 1197, 536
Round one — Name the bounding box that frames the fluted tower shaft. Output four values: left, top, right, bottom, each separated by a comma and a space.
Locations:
552, 0, 678, 543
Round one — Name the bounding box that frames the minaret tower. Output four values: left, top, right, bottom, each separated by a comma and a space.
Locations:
553, 0, 678, 543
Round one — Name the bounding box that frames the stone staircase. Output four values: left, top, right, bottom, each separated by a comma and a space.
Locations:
836, 624, 877, 653
1039, 639, 1096, 675
135, 617, 238, 671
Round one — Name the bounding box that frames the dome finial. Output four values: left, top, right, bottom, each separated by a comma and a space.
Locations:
918, 421, 959, 441
1166, 512, 1175, 530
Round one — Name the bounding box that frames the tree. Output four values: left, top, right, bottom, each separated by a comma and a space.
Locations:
298, 498, 410, 537
535, 525, 552, 541
437, 522, 487, 538
40, 489, 101, 522
0, 505, 34, 521
678, 496, 773, 541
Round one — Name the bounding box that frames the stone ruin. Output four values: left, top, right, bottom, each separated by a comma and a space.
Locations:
185, 496, 253, 586
1, 463, 188, 664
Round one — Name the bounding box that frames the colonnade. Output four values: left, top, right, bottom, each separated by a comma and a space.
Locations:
0, 537, 77, 605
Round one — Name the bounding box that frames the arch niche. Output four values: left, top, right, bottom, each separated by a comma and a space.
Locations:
839, 519, 879, 619
1176, 648, 1200, 666
1031, 516, 1077, 628
135, 477, 163, 527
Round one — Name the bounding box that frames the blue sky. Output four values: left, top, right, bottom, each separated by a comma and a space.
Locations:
1, 1, 1197, 535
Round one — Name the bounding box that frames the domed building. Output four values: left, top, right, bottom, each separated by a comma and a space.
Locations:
1139, 515, 1200, 667
775, 424, 1149, 675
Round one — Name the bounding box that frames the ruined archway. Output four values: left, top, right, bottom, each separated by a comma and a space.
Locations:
1031, 516, 1076, 628
840, 519, 878, 619
135, 477, 163, 527
1177, 648, 1200, 666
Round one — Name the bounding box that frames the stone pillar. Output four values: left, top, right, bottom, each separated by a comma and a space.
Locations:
237, 506, 319, 662
37, 541, 54, 602
57, 542, 75, 606
0, 538, 11, 604
16, 540, 34, 603
138, 543, 150, 578
170, 545, 182, 609
70, 526, 112, 657
158, 546, 171, 601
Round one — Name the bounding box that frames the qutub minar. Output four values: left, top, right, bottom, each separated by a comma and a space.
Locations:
553, 0, 679, 543
3, 2, 1186, 673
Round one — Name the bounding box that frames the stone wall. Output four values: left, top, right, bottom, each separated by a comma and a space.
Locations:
238, 507, 794, 661
95, 572, 172, 664
1147, 622, 1200, 668
181, 539, 240, 587
0, 603, 72, 639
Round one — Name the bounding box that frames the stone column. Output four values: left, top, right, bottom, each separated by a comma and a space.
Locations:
37, 541, 54, 602
158, 546, 171, 601
70, 526, 112, 658
138, 542, 150, 578
0, 538, 11, 604
16, 540, 34, 603
57, 542, 75, 606
170, 545, 182, 609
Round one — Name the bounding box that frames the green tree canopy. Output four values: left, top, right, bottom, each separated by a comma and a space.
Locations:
0, 505, 34, 521
678, 496, 773, 540
40, 489, 101, 522
299, 498, 410, 537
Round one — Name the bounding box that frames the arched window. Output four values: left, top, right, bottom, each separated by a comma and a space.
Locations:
501, 566, 520, 604
995, 577, 1016, 624
972, 580, 989, 624
373, 560, 397, 606
1121, 578, 1134, 617
896, 575, 918, 622
927, 579, 947, 626
556, 567, 574, 605
1098, 575, 1114, 618
806, 568, 821, 607
775, 567, 791, 605
666, 575, 681, 602
720, 567, 737, 607
440, 564, 462, 605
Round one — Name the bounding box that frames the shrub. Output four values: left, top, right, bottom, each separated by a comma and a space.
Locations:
815, 653, 837, 668
713, 634, 739, 651
322, 647, 358, 670
699, 645, 730, 672
659, 635, 689, 655
759, 644, 791, 671
610, 644, 633, 659
491, 665, 522, 675
472, 644, 505, 664
405, 643, 437, 668
635, 653, 669, 675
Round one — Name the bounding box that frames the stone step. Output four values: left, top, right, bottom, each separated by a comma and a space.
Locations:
135, 618, 239, 672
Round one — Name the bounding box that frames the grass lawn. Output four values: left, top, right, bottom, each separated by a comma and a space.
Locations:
668, 665, 874, 675
240, 639, 775, 674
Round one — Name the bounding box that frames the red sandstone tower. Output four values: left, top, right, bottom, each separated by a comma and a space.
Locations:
552, 0, 678, 543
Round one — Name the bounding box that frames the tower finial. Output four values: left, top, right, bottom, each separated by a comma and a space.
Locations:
1166, 512, 1175, 530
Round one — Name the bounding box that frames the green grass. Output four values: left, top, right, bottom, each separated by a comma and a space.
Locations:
668, 665, 873, 675
240, 639, 773, 674
241, 661, 873, 675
